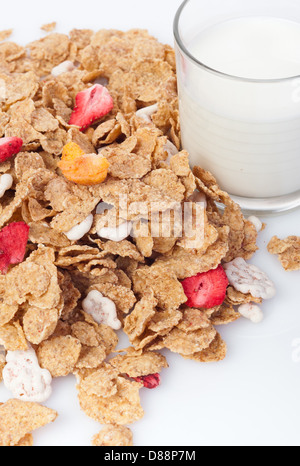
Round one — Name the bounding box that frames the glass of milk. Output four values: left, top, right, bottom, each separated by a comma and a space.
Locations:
174, 0, 300, 213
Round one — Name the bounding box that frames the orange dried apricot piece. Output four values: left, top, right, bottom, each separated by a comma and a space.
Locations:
61, 142, 85, 161
58, 152, 109, 186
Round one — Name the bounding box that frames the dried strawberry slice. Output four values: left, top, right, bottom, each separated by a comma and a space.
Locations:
133, 373, 161, 389
0, 222, 30, 274
0, 137, 23, 163
69, 84, 114, 131
181, 265, 229, 309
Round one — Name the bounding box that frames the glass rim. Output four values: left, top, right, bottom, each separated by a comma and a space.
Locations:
173, 0, 300, 84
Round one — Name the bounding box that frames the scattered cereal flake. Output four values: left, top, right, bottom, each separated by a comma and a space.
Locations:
75, 343, 107, 370
162, 326, 217, 356
14, 152, 45, 181
15, 433, 34, 446
3, 347, 52, 402
268, 236, 300, 271
32, 108, 59, 133
100, 136, 152, 180
155, 226, 230, 280
177, 307, 211, 333
93, 119, 121, 146
82, 290, 122, 330
0, 399, 57, 447
92, 425, 133, 447
0, 29, 13, 41
78, 376, 144, 425
29, 222, 71, 248
238, 303, 264, 324
110, 351, 168, 378
25, 246, 61, 310
170, 151, 190, 177
71, 321, 100, 347
23, 307, 58, 345
79, 363, 118, 398
1, 71, 39, 106
123, 291, 157, 344
0, 322, 27, 351
183, 333, 227, 363
69, 28, 93, 50
0, 301, 18, 326
133, 265, 187, 312
94, 238, 144, 262
28, 34, 73, 76
128, 59, 175, 102
97, 178, 179, 221
224, 257, 276, 300
210, 303, 240, 326
147, 309, 183, 335
143, 168, 185, 203
3, 261, 50, 306
59, 271, 81, 320
37, 335, 81, 378
225, 286, 262, 306
41, 22, 57, 33
95, 323, 119, 355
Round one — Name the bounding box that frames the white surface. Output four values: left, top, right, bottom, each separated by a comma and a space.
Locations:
1, 0, 300, 447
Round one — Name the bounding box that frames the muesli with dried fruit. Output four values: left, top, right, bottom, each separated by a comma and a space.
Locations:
0, 27, 276, 446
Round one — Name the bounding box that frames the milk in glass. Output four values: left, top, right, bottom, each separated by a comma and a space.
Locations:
178, 17, 300, 198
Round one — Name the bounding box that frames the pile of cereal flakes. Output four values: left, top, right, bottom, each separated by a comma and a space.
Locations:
0, 27, 276, 447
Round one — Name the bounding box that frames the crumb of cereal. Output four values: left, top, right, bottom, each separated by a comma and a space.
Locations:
0, 399, 57, 446
268, 236, 300, 271
41, 22, 57, 33
0, 29, 13, 41
92, 425, 133, 447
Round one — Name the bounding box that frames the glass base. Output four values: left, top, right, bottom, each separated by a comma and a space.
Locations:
229, 190, 300, 216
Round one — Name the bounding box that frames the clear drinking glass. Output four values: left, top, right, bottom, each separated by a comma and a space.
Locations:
174, 0, 300, 214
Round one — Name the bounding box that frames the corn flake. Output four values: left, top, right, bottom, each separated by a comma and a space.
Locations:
110, 350, 168, 378
37, 335, 81, 377
268, 236, 300, 271
0, 399, 57, 446
77, 376, 144, 425
92, 425, 133, 447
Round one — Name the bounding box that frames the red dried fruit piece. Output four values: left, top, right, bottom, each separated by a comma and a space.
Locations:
0, 222, 30, 274
69, 84, 114, 131
133, 374, 161, 390
181, 265, 229, 309
0, 137, 23, 163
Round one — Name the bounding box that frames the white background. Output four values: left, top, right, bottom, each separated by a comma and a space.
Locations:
1, 0, 300, 447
